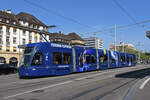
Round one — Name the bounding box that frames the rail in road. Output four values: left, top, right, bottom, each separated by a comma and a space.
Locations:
0, 64, 150, 100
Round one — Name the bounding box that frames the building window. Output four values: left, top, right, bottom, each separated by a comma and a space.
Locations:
29, 32, 32, 40
23, 30, 26, 36
53, 52, 62, 64
0, 46, 2, 51
34, 33, 37, 42
13, 28, 17, 35
13, 22, 16, 25
6, 20, 9, 23
40, 36, 43, 42
34, 25, 37, 29
0, 35, 2, 44
6, 27, 10, 35
0, 25, 2, 34
6, 46, 10, 52
30, 24, 33, 28
13, 47, 17, 52
0, 18, 2, 21
64, 53, 71, 64
13, 37, 17, 44
22, 39, 26, 45
6, 36, 10, 45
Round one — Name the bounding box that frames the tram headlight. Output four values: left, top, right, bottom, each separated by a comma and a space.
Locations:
32, 68, 36, 71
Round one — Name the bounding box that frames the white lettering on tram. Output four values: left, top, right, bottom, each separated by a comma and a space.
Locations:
51, 43, 71, 49
57, 65, 70, 68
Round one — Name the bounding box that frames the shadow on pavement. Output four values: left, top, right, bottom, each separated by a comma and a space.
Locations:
115, 68, 150, 79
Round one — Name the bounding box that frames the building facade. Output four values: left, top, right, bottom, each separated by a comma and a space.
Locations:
0, 10, 49, 65
110, 43, 135, 51
84, 37, 103, 49
49, 32, 85, 46
0, 10, 85, 65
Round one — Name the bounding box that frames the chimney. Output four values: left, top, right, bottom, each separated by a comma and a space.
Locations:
6, 9, 12, 14
59, 31, 61, 34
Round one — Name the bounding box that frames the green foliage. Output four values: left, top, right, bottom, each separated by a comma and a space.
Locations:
112, 46, 150, 61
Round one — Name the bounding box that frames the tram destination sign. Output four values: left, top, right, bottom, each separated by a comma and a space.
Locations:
51, 43, 72, 49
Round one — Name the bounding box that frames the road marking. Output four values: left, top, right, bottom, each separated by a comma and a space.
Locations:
3, 66, 148, 99
3, 70, 117, 99
3, 81, 72, 99
139, 77, 150, 90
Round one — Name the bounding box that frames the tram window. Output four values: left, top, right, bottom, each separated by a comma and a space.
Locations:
31, 52, 42, 65
64, 53, 71, 64
121, 56, 126, 62
131, 57, 133, 63
103, 55, 108, 63
100, 55, 104, 64
86, 55, 90, 64
111, 58, 116, 63
91, 55, 96, 63
78, 53, 83, 67
127, 57, 129, 63
53, 52, 62, 64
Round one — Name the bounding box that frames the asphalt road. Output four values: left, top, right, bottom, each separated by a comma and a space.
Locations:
0, 64, 150, 100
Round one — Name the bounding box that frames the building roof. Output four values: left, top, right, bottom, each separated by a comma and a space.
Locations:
49, 33, 70, 40
68, 32, 84, 41
0, 10, 18, 23
16, 12, 47, 27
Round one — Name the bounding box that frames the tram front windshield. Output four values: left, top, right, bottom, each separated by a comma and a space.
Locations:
20, 47, 35, 66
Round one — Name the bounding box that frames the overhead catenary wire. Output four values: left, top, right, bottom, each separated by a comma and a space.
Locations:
112, 0, 146, 31
23, 0, 117, 38
24, 0, 96, 30
24, 0, 150, 39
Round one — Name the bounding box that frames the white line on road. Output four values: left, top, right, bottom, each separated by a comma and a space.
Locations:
3, 80, 72, 99
3, 66, 147, 99
139, 77, 150, 90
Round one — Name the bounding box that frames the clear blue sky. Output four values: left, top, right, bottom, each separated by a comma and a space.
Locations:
1, 0, 150, 51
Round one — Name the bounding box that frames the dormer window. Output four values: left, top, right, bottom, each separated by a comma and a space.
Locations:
6, 20, 9, 23
13, 22, 16, 25
34, 25, 37, 29
30, 24, 33, 28
19, 21, 23, 26
25, 22, 29, 27
39, 26, 43, 30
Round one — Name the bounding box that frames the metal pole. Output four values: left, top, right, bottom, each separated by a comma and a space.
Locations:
114, 24, 117, 51
122, 33, 125, 52
139, 51, 140, 64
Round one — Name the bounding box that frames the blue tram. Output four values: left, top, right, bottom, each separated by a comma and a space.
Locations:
18, 42, 136, 78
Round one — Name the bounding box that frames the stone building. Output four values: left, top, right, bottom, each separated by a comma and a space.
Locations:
84, 37, 103, 49
49, 32, 85, 46
0, 10, 49, 65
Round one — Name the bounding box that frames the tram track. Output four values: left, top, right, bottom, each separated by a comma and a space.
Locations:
0, 65, 150, 100
0, 66, 145, 93
62, 68, 150, 100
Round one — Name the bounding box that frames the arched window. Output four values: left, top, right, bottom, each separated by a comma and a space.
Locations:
0, 57, 6, 64
9, 57, 18, 66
